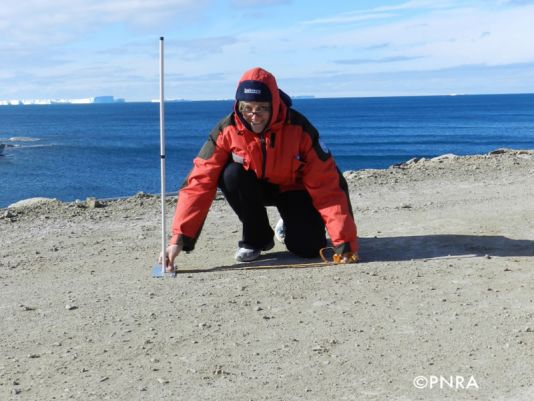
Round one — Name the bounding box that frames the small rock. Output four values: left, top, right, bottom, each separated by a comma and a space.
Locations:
213, 365, 226, 375
312, 345, 327, 353
135, 191, 151, 199
2, 210, 16, 219
489, 148, 511, 155
65, 304, 78, 310
27, 354, 40, 359
405, 157, 421, 165
431, 153, 457, 161
86, 197, 102, 209
74, 199, 86, 208
8, 197, 57, 209
157, 377, 169, 384
526, 327, 534, 333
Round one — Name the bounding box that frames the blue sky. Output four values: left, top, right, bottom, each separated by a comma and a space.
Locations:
1, 0, 534, 101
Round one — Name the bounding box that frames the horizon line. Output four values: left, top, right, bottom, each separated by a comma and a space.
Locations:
2, 91, 534, 106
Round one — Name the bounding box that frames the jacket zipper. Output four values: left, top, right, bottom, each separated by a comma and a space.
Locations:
259, 133, 267, 180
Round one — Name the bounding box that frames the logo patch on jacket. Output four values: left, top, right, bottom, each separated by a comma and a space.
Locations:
244, 88, 261, 94
232, 153, 244, 164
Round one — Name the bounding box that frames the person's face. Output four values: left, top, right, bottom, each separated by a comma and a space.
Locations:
240, 101, 271, 133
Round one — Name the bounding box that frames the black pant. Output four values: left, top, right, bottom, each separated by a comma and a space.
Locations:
218, 162, 326, 258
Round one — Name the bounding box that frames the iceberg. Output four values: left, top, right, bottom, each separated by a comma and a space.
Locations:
0, 96, 124, 106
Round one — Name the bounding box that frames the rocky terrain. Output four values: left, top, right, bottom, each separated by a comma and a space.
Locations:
1, 149, 534, 400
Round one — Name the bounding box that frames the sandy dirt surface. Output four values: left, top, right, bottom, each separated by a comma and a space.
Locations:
1, 149, 534, 401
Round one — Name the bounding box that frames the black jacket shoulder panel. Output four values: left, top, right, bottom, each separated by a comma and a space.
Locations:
198, 113, 235, 160
288, 108, 331, 162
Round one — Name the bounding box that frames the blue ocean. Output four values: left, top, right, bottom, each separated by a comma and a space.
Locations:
1, 94, 534, 208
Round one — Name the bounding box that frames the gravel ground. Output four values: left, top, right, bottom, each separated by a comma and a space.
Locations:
1, 149, 534, 401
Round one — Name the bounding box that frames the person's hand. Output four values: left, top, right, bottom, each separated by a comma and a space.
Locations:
159, 244, 182, 272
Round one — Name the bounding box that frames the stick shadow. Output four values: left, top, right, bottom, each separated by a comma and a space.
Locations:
175, 251, 328, 274
360, 234, 534, 262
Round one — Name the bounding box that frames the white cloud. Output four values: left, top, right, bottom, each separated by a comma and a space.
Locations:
301, 0, 459, 25
168, 36, 240, 60
231, 0, 290, 6
1, 0, 534, 100
297, 3, 534, 72
500, 0, 534, 5
334, 56, 423, 64
0, 0, 207, 47
302, 12, 396, 25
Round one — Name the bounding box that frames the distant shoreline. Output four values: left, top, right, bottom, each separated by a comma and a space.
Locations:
3, 148, 532, 210
2, 92, 534, 106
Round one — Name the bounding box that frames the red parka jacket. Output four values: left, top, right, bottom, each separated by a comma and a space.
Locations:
171, 67, 358, 255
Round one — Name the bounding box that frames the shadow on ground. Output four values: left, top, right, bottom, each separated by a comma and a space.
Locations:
360, 234, 534, 262
173, 235, 534, 274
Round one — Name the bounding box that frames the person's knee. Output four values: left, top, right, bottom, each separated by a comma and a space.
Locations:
220, 162, 250, 192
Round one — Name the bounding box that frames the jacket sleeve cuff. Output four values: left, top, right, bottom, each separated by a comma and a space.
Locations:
333, 240, 358, 255
170, 233, 195, 252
